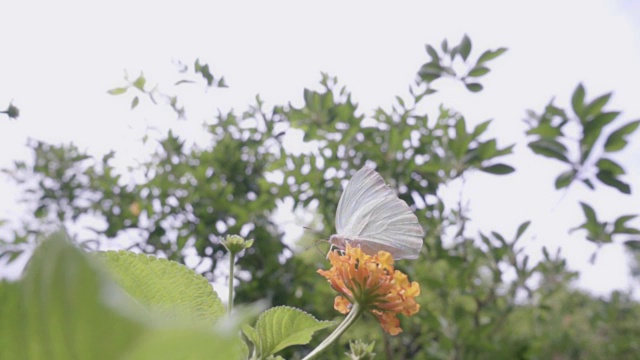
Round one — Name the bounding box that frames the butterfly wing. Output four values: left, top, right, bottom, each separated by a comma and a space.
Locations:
335, 166, 424, 260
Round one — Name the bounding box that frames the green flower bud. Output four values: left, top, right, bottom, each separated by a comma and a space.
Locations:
221, 234, 254, 255
346, 339, 376, 360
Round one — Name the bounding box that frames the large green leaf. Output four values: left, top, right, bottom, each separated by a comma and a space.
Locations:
0, 232, 145, 360
242, 306, 334, 359
0, 232, 240, 360
96, 250, 225, 325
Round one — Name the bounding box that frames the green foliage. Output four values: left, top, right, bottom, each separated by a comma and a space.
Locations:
416, 34, 506, 99
571, 203, 640, 254
242, 306, 334, 359
0, 232, 242, 360
3, 35, 640, 359
526, 84, 638, 194
96, 250, 225, 325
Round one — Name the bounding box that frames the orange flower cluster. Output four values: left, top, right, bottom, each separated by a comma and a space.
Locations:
317, 245, 420, 335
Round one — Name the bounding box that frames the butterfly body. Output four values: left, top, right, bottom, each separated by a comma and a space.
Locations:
330, 166, 424, 260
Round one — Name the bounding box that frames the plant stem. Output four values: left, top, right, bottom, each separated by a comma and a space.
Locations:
302, 303, 364, 360
228, 252, 235, 314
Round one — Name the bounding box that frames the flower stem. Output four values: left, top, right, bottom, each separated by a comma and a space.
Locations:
302, 303, 364, 360
228, 252, 235, 314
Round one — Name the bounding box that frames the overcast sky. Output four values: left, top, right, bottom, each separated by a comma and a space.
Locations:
1, 0, 639, 297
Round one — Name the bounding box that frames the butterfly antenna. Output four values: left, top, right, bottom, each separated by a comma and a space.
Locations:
303, 226, 324, 235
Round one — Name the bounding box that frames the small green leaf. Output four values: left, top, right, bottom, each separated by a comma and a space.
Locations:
583, 112, 619, 138
107, 87, 128, 95
194, 59, 214, 86
441, 39, 449, 52
131, 96, 139, 109
246, 306, 333, 358
460, 34, 472, 61
468, 66, 490, 78
596, 170, 631, 194
480, 163, 515, 175
174, 79, 195, 86
596, 158, 624, 176
472, 119, 492, 138
579, 202, 599, 227
442, 66, 456, 76
571, 83, 586, 118
582, 178, 595, 190
526, 122, 563, 139
614, 215, 640, 235
604, 120, 640, 152
419, 62, 443, 76
515, 221, 532, 240
477, 48, 507, 63
584, 92, 611, 117
528, 139, 570, 163
425, 44, 439, 61
465, 83, 483, 92
133, 74, 146, 91
555, 169, 576, 189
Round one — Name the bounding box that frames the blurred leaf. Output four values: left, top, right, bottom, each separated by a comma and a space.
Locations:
555, 169, 576, 189
526, 122, 563, 139
515, 221, 532, 240
465, 83, 483, 92
581, 112, 620, 157
425, 44, 439, 61
604, 120, 640, 152
194, 59, 214, 86
624, 240, 640, 251
596, 158, 624, 176
472, 119, 492, 138
614, 215, 640, 235
596, 170, 631, 194
528, 139, 570, 163
477, 48, 507, 63
460, 34, 472, 61
579, 202, 598, 225
131, 96, 139, 109
107, 87, 128, 95
133, 74, 146, 91
468, 66, 490, 78
584, 92, 611, 117
441, 38, 449, 52
0, 232, 144, 359
571, 83, 586, 118
480, 163, 514, 175
582, 178, 595, 190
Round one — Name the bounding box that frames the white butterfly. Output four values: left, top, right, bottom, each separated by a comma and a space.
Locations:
329, 166, 424, 260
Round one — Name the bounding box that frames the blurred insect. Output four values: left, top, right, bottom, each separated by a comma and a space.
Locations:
328, 166, 424, 260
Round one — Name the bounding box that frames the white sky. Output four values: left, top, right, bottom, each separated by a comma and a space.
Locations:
1, 0, 639, 297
